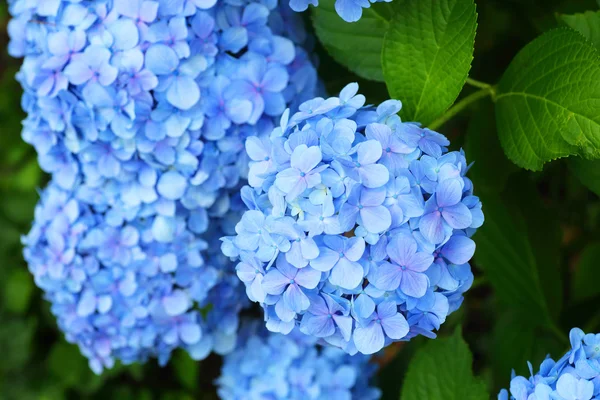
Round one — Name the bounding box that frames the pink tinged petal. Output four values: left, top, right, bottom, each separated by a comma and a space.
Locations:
436, 178, 463, 207
387, 234, 418, 266
357, 140, 383, 165
163, 290, 189, 316
344, 237, 365, 262
407, 252, 434, 273
359, 164, 390, 188
353, 322, 385, 355
292, 145, 322, 173
372, 262, 402, 291
329, 257, 364, 290
261, 66, 289, 92
304, 172, 322, 189
442, 203, 472, 229
295, 267, 321, 289
442, 235, 476, 264
236, 262, 258, 283
419, 211, 445, 244
360, 205, 392, 233
365, 123, 391, 146
137, 70, 158, 91
381, 312, 409, 340
300, 314, 335, 337
333, 315, 353, 341
64, 61, 93, 85
179, 323, 201, 345
285, 179, 308, 201
400, 270, 428, 298
311, 247, 340, 272
275, 168, 301, 193
283, 284, 310, 313
275, 298, 296, 322
262, 268, 289, 295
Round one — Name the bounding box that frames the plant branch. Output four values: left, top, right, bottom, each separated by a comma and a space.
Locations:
428, 87, 495, 131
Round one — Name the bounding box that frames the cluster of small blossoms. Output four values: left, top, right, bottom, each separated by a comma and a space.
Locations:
216, 321, 381, 399
222, 83, 484, 355
499, 328, 600, 400
8, 0, 318, 210
289, 0, 391, 23
23, 180, 249, 373
9, 0, 318, 372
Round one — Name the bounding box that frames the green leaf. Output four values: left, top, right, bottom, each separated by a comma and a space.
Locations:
491, 310, 562, 390
312, 0, 393, 81
3, 268, 34, 314
572, 242, 600, 302
495, 28, 600, 171
172, 350, 199, 391
400, 328, 487, 400
561, 11, 600, 51
382, 0, 477, 125
47, 342, 88, 388
474, 175, 563, 326
569, 157, 600, 196
463, 99, 519, 194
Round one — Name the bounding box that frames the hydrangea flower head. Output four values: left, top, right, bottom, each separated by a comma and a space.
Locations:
222, 83, 484, 355
216, 321, 381, 399
10, 0, 319, 371
499, 327, 600, 400
24, 180, 248, 373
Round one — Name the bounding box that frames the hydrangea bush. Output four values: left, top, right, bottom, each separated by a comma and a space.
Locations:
217, 321, 381, 399
222, 83, 483, 355
499, 328, 600, 400
8, 0, 319, 372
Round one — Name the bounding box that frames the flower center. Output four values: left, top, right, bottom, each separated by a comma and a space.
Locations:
300, 172, 306, 177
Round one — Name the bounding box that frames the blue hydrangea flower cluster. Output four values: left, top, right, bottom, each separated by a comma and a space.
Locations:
499, 328, 600, 400
217, 321, 381, 399
24, 180, 247, 373
222, 83, 484, 355
9, 0, 319, 372
288, 0, 390, 23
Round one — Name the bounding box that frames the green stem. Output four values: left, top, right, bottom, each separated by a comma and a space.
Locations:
428, 88, 494, 130
465, 77, 493, 90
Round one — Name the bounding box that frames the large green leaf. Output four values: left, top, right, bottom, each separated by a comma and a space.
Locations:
572, 242, 600, 302
569, 157, 600, 196
475, 176, 563, 325
561, 11, 600, 51
382, 0, 477, 125
400, 328, 487, 400
312, 0, 393, 81
491, 311, 562, 390
463, 99, 519, 194
495, 28, 600, 171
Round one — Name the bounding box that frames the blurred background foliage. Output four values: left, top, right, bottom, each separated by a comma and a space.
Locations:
1, 0, 600, 399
